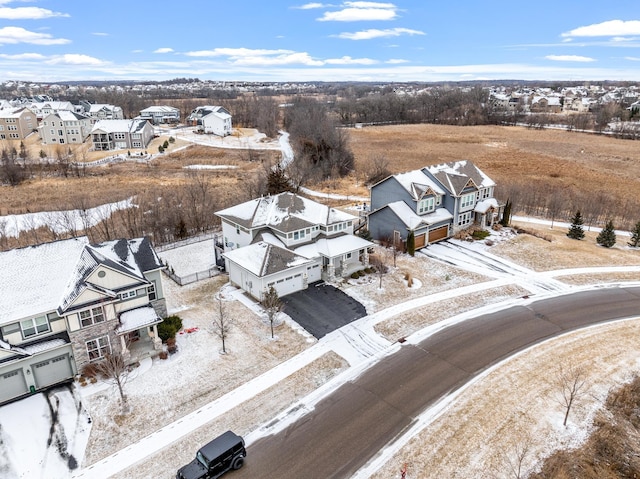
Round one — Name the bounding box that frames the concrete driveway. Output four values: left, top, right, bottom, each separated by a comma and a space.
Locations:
281, 282, 367, 339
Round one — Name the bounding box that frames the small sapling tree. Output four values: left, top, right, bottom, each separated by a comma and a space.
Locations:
566, 210, 585, 240
212, 295, 234, 354
261, 286, 283, 339
596, 219, 616, 248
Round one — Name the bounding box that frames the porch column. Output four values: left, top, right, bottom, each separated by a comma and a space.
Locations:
327, 262, 336, 282
120, 335, 131, 361
151, 324, 162, 350
363, 250, 369, 267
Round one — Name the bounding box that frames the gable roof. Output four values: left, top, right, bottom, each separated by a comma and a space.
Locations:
215, 192, 357, 233
372, 200, 453, 229
295, 234, 373, 259
0, 237, 90, 324
223, 241, 312, 277
382, 169, 445, 201
424, 160, 495, 196
59, 237, 163, 312
91, 119, 150, 134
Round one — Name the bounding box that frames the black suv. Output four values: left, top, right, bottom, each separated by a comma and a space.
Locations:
176, 431, 246, 479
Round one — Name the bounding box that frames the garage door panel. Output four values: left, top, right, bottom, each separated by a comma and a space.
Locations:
32, 354, 73, 389
0, 369, 28, 403
306, 264, 322, 283
414, 234, 426, 249
274, 273, 305, 297
428, 225, 449, 243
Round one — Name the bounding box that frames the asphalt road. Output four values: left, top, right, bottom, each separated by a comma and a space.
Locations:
234, 286, 640, 479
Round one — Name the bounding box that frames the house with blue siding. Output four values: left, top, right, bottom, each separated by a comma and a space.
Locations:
368, 160, 499, 249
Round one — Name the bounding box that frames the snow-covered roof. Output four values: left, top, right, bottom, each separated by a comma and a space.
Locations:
91, 119, 149, 134
88, 103, 120, 113
381, 201, 453, 229
0, 237, 89, 324
44, 110, 90, 122
474, 198, 499, 214
425, 161, 495, 196
140, 105, 179, 114
59, 237, 163, 313
223, 242, 312, 277
295, 234, 373, 259
216, 192, 357, 232
116, 306, 161, 334
388, 169, 445, 200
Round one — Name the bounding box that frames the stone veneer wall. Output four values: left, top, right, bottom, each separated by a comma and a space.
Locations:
151, 298, 168, 319
69, 319, 121, 370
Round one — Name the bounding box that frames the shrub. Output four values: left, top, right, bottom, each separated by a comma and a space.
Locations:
168, 136, 175, 143
158, 315, 183, 342
351, 272, 360, 279
81, 363, 98, 378
472, 230, 490, 240
364, 267, 372, 274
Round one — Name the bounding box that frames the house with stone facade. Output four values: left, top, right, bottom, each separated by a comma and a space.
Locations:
0, 236, 166, 405
215, 192, 373, 301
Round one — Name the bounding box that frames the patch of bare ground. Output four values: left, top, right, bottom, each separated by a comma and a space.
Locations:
370, 320, 640, 479
491, 223, 640, 271
110, 351, 348, 479
374, 284, 530, 342
340, 249, 489, 313
83, 275, 331, 465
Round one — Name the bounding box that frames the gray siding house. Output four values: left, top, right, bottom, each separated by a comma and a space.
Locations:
368, 160, 499, 249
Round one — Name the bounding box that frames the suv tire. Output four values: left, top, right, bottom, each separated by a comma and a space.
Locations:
232, 457, 244, 470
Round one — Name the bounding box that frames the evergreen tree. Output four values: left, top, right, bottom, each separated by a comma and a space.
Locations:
629, 220, 640, 248
266, 165, 294, 195
596, 220, 616, 248
406, 231, 415, 256
566, 210, 585, 240
500, 199, 512, 226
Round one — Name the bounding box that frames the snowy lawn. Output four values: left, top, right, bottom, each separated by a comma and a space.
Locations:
82, 275, 315, 466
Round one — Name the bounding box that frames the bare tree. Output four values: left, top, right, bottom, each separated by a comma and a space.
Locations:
261, 286, 283, 339
501, 433, 534, 479
212, 295, 235, 354
555, 363, 589, 426
94, 350, 132, 411
370, 248, 390, 289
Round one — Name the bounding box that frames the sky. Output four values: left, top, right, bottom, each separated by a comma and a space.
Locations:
1, 0, 640, 83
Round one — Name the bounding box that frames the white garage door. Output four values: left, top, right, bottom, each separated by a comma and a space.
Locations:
274, 272, 305, 297
32, 354, 73, 389
306, 264, 322, 283
0, 369, 28, 403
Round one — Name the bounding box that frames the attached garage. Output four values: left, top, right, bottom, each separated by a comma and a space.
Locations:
0, 368, 28, 403
428, 225, 449, 243
32, 354, 73, 389
273, 273, 305, 298
414, 233, 426, 249
306, 263, 322, 283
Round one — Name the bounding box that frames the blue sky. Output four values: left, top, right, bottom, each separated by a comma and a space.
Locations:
1, 0, 640, 82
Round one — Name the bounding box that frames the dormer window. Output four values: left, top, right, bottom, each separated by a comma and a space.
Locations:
418, 197, 435, 214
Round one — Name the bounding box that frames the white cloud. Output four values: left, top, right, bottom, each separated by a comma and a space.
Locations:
562, 20, 640, 38
185, 47, 294, 58
335, 27, 424, 40
611, 36, 637, 42
154, 47, 174, 54
0, 52, 46, 60
386, 58, 409, 64
232, 51, 324, 66
325, 55, 378, 64
294, 2, 327, 9
92, 32, 109, 37
545, 54, 596, 62
0, 6, 69, 19
318, 2, 397, 21
45, 54, 107, 66
0, 26, 70, 45
625, 56, 640, 61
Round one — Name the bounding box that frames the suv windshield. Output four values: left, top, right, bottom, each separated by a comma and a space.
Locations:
196, 451, 208, 468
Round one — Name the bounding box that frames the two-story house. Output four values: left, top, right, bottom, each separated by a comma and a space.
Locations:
368, 160, 499, 249
38, 111, 92, 145
0, 236, 166, 405
187, 106, 232, 136
0, 107, 36, 141
90, 119, 155, 151
80, 101, 124, 121
215, 192, 373, 300
27, 101, 75, 120
139, 105, 180, 125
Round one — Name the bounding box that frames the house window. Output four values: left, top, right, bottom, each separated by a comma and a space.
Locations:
20, 316, 49, 338
293, 230, 305, 240
79, 306, 105, 327
418, 197, 435, 214
147, 281, 157, 301
457, 211, 472, 227
460, 193, 476, 209
86, 336, 111, 361
345, 252, 352, 259
114, 132, 125, 140
119, 290, 137, 300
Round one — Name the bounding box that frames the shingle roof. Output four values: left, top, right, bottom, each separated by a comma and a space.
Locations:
223, 241, 312, 277
424, 160, 495, 196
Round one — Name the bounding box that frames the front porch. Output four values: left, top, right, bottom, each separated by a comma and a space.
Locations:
115, 306, 163, 364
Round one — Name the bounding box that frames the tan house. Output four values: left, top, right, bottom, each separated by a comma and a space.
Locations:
0, 107, 37, 141
39, 111, 92, 145
90, 119, 155, 151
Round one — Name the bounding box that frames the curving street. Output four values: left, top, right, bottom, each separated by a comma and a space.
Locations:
234, 285, 640, 479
